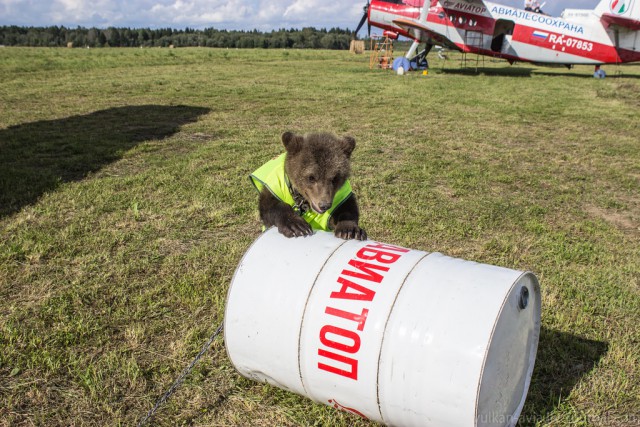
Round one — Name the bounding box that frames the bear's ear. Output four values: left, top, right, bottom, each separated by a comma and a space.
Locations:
282, 132, 303, 155
341, 136, 356, 158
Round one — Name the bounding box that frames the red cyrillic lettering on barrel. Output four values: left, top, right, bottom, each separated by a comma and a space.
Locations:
317, 241, 412, 382
320, 325, 361, 353
330, 277, 376, 301
341, 260, 389, 283
325, 306, 369, 331
318, 349, 358, 380
356, 245, 406, 264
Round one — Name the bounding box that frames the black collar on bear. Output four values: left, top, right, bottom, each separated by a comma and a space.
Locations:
285, 174, 310, 215
291, 189, 310, 216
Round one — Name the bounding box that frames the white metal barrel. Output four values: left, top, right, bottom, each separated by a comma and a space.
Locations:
225, 229, 541, 427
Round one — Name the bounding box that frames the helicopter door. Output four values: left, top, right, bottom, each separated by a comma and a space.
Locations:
491, 19, 515, 53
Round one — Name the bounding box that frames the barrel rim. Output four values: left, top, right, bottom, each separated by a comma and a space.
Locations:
223, 227, 276, 368
474, 271, 541, 427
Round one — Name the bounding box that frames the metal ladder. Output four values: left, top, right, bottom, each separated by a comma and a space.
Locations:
461, 30, 485, 71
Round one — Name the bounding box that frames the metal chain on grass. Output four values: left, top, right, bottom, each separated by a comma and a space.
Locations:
137, 322, 224, 427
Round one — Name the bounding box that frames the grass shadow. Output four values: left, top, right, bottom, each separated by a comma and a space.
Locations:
519, 327, 609, 425
533, 71, 640, 79
438, 66, 535, 77
439, 66, 640, 79
0, 105, 210, 218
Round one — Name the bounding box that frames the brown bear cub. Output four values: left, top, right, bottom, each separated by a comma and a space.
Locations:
250, 132, 366, 240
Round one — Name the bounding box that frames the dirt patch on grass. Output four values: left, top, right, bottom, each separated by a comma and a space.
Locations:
585, 204, 639, 235
615, 82, 640, 105
597, 81, 640, 107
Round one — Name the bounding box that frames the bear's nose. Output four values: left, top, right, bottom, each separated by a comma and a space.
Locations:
318, 202, 332, 212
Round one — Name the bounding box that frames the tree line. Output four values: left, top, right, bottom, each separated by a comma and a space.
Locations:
0, 26, 357, 49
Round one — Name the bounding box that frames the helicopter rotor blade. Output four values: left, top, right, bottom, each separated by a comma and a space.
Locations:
354, 11, 368, 36
353, 1, 370, 38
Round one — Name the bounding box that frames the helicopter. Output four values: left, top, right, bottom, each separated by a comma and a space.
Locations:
354, 0, 640, 72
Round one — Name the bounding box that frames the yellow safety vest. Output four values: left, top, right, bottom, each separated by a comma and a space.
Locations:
250, 153, 352, 231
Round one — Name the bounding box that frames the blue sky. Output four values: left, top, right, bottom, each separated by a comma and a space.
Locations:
0, 0, 602, 31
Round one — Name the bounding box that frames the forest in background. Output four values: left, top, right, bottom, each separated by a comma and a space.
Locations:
0, 26, 358, 49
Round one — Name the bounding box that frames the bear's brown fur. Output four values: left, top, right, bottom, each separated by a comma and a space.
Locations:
258, 131, 366, 240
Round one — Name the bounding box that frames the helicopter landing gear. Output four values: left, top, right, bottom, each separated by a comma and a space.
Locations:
593, 64, 606, 78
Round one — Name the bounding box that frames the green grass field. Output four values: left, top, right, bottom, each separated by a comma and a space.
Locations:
0, 47, 638, 426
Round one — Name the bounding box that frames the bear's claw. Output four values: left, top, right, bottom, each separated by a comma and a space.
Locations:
334, 222, 367, 241
278, 217, 313, 238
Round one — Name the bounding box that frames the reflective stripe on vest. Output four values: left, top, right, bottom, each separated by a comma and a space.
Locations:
249, 153, 352, 231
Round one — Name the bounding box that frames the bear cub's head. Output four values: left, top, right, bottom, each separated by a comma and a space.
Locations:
282, 131, 355, 215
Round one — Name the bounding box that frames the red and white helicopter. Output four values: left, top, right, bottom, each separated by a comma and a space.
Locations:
355, 0, 640, 72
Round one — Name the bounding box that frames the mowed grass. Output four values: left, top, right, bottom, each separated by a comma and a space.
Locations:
0, 46, 638, 426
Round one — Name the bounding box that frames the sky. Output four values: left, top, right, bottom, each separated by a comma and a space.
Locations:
0, 0, 602, 31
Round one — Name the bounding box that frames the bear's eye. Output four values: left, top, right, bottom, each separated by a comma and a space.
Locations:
307, 175, 316, 183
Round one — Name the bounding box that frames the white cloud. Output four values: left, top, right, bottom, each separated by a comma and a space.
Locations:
282, 0, 364, 28
283, 0, 319, 18
0, 0, 603, 30
48, 0, 118, 25
159, 0, 252, 26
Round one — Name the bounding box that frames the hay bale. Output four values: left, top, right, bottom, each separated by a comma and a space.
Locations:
67, 42, 73, 48
350, 40, 365, 54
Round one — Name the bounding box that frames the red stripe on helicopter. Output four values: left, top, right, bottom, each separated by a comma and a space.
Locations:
513, 24, 622, 63
373, 2, 421, 20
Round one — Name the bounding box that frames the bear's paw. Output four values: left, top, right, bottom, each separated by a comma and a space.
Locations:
334, 221, 367, 241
